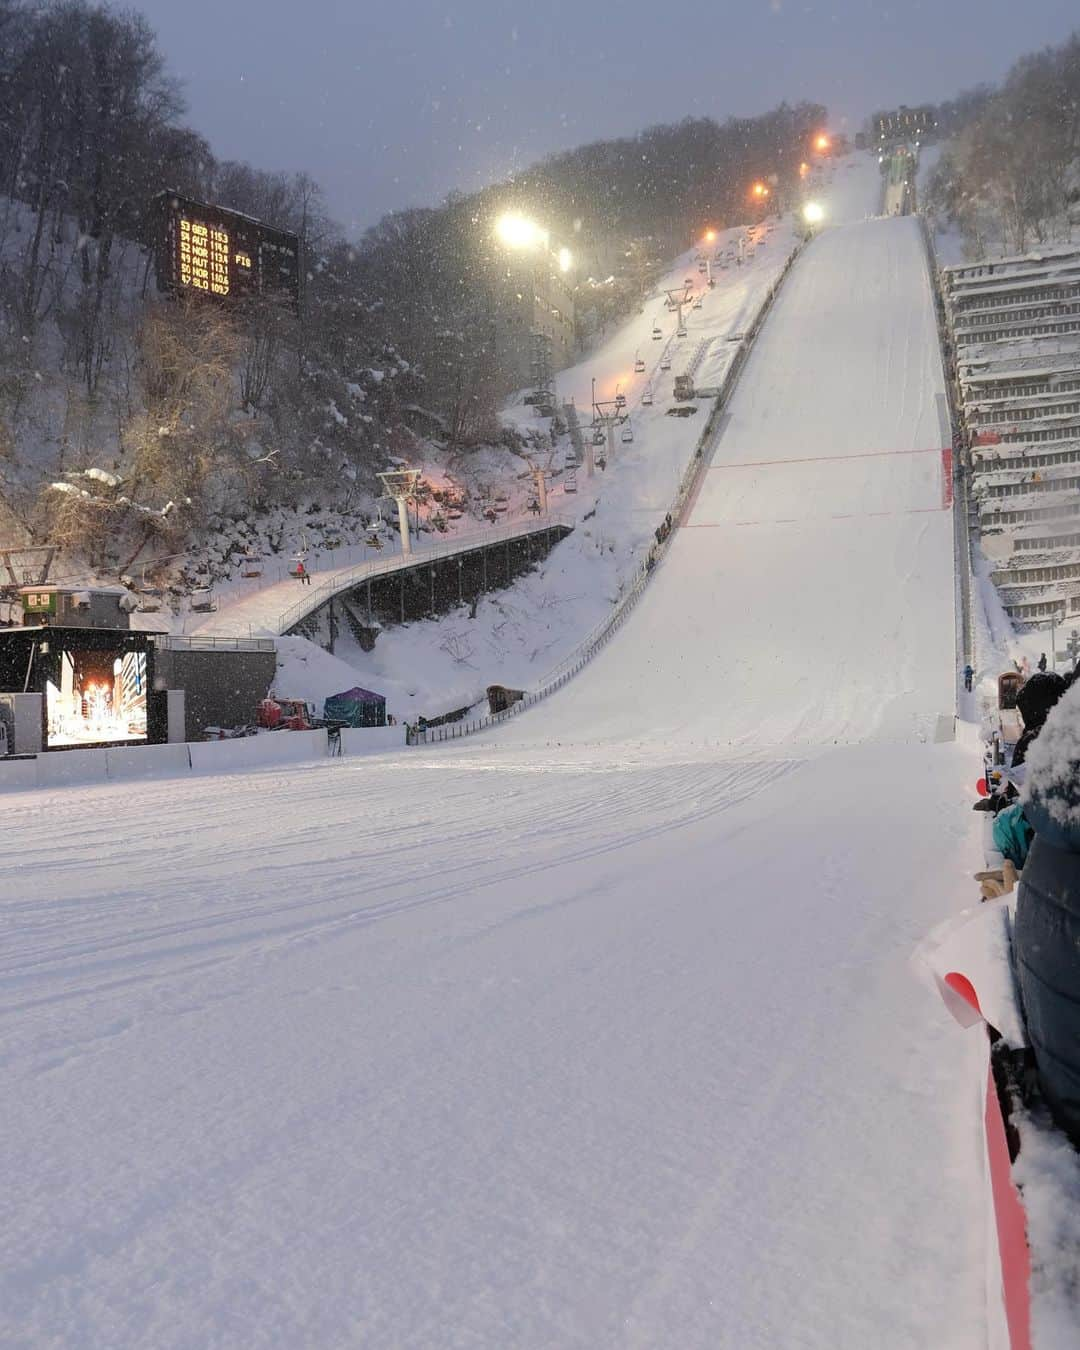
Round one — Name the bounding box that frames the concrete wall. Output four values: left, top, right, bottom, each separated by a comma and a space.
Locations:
153, 647, 276, 739
339, 726, 407, 755
0, 729, 330, 793
0, 692, 43, 754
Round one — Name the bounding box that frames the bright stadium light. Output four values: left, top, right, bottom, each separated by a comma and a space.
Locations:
495, 213, 545, 250
558, 246, 573, 273
814, 133, 831, 152
703, 228, 717, 243
803, 201, 825, 225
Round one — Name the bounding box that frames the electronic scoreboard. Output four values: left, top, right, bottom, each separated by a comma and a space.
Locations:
155, 192, 302, 310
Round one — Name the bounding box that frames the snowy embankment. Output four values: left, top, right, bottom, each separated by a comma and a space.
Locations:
0, 157, 1001, 1350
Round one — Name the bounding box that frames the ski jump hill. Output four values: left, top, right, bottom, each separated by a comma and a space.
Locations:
4, 176, 991, 1350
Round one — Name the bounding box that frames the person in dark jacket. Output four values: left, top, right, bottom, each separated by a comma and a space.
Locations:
1011, 670, 1067, 766
1015, 686, 1080, 1145
1038, 652, 1048, 672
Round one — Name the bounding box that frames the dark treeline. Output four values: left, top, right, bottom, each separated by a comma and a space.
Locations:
925, 31, 1080, 257
0, 0, 823, 566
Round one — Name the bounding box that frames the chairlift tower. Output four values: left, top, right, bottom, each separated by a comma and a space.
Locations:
663, 284, 693, 336
532, 467, 549, 515
377, 469, 422, 558
0, 546, 56, 624
591, 377, 630, 469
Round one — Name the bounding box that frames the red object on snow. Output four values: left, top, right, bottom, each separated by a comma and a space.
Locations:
975, 431, 1002, 446
256, 697, 312, 731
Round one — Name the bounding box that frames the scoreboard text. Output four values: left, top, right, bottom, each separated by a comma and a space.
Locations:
156, 193, 301, 311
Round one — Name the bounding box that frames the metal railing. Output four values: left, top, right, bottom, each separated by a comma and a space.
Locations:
274, 513, 574, 636
410, 239, 808, 747
157, 633, 276, 653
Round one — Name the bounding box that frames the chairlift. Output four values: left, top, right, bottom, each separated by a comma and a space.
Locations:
634, 357, 646, 374
137, 586, 164, 614
676, 326, 687, 338
652, 326, 663, 340
564, 467, 578, 494
241, 550, 263, 578
692, 296, 703, 309
615, 393, 627, 409
596, 454, 607, 471
621, 423, 634, 444
592, 428, 605, 446
190, 587, 216, 613
642, 386, 654, 407
660, 356, 671, 371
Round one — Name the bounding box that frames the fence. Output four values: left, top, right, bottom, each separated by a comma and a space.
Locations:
409, 239, 808, 747
274, 513, 574, 636
918, 213, 975, 674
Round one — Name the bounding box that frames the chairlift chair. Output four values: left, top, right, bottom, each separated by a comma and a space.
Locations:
660, 356, 671, 371
621, 424, 634, 444
592, 428, 605, 446
642, 386, 654, 407
615, 393, 626, 409
634, 358, 646, 374
652, 326, 663, 340
692, 297, 703, 309
241, 551, 263, 578
190, 587, 216, 613
676, 326, 687, 338
137, 586, 163, 614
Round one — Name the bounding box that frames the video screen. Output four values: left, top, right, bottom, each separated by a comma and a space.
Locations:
45, 648, 147, 747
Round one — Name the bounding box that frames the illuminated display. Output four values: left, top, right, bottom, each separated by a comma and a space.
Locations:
156, 192, 301, 310
46, 649, 147, 748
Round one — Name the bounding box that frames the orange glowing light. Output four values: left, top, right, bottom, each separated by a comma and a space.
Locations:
703, 228, 717, 243
814, 134, 831, 152
750, 182, 769, 200
799, 161, 810, 178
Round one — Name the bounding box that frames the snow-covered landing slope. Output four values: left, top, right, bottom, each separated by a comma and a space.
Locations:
2, 170, 987, 1350
493, 216, 954, 750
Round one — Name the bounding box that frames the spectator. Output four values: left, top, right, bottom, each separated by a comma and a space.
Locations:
1012, 671, 1067, 766
1038, 652, 1048, 672
963, 663, 974, 692
1015, 684, 1080, 1145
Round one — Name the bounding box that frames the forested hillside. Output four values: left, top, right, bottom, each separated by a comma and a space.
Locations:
924, 31, 1080, 256
0, 0, 823, 584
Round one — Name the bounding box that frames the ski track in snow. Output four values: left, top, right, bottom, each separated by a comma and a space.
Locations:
1, 161, 988, 1350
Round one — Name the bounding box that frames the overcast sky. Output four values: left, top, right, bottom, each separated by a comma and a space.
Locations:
133, 0, 1076, 236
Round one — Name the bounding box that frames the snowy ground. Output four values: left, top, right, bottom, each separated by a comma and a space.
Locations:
1, 161, 992, 1349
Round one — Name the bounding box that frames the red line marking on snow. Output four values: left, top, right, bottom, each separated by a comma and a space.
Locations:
941, 447, 954, 509
708, 447, 951, 470
683, 505, 948, 528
